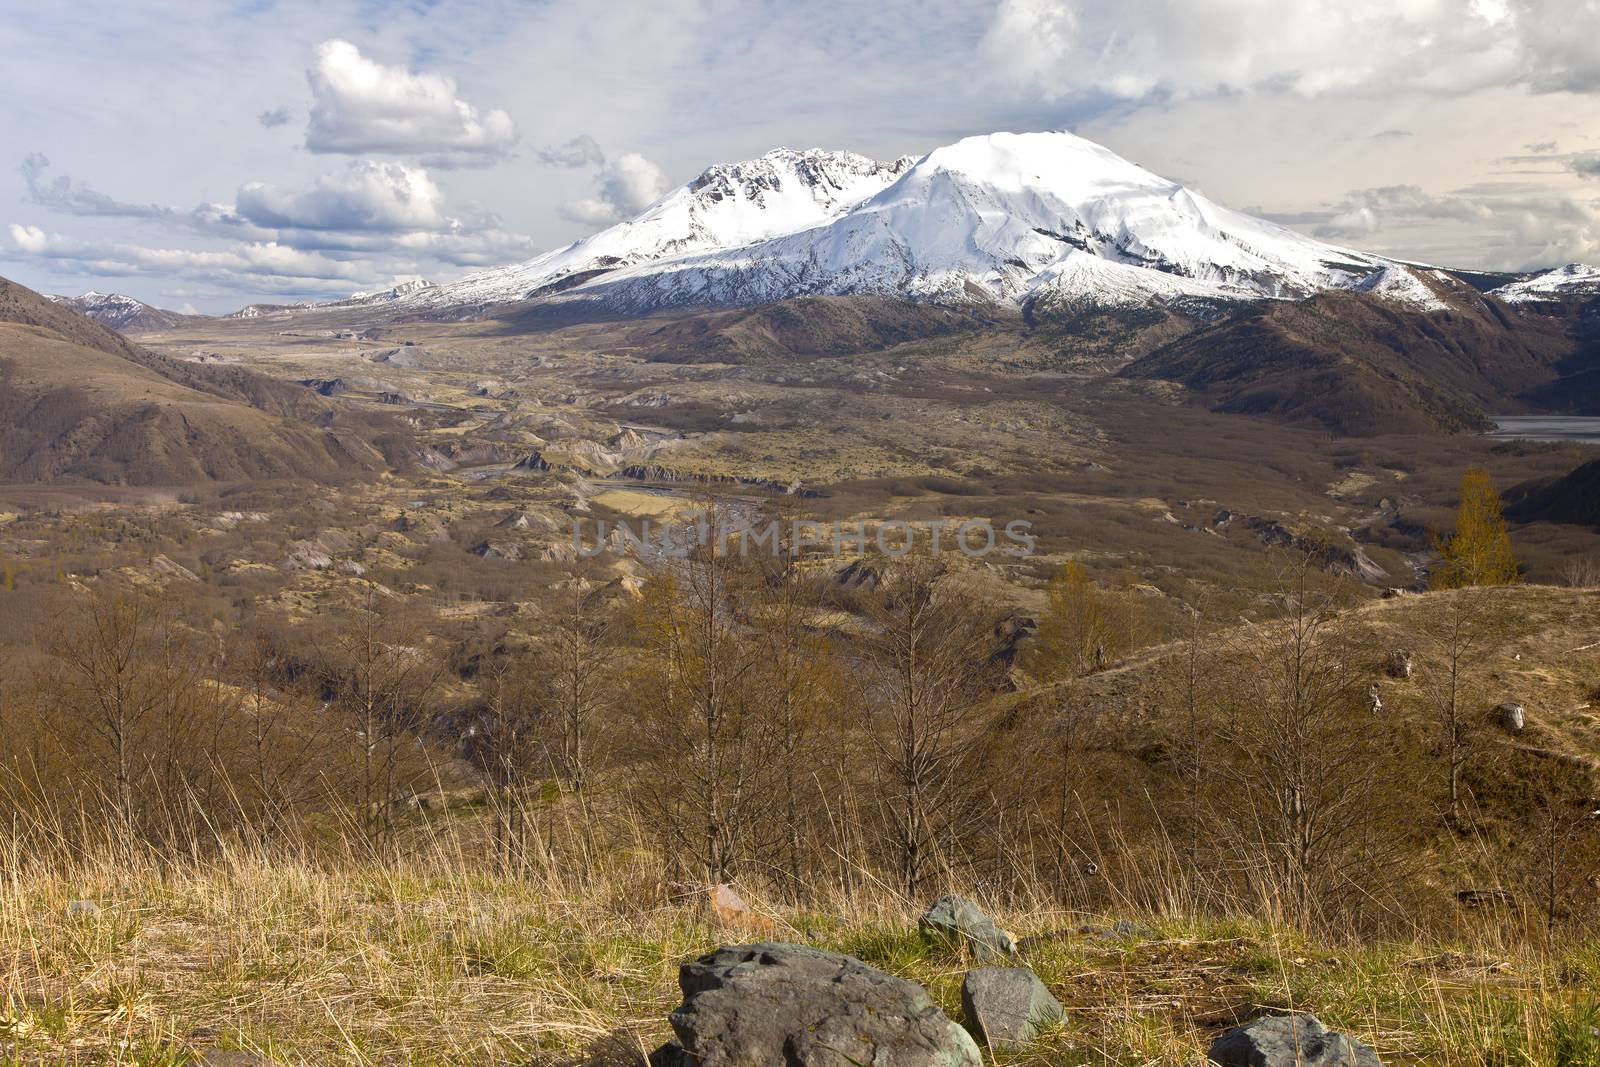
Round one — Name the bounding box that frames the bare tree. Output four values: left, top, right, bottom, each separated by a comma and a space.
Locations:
860, 559, 1004, 898
215, 623, 338, 839
629, 504, 769, 885
45, 591, 215, 838
538, 591, 621, 827
1207, 563, 1398, 926
746, 535, 845, 900
1560, 555, 1600, 590
1415, 586, 1499, 828
318, 594, 443, 850
473, 646, 545, 873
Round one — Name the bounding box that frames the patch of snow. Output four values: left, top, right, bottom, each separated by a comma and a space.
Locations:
1350, 265, 1452, 313
1492, 263, 1600, 304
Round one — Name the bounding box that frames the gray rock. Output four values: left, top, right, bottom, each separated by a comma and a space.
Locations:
1498, 701, 1525, 733
1385, 649, 1414, 679
1207, 1014, 1381, 1067
960, 967, 1066, 1050
663, 942, 981, 1067
65, 899, 99, 918
194, 1054, 270, 1067
1110, 918, 1154, 939
918, 894, 1017, 961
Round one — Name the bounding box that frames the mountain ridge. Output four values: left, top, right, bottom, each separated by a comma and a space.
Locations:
0, 276, 391, 485
45, 290, 199, 332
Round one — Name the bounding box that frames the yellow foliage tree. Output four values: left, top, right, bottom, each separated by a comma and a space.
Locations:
1027, 560, 1134, 681
1431, 468, 1519, 589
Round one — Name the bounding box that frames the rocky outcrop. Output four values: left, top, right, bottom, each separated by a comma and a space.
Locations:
1207, 1014, 1381, 1067
918, 894, 1017, 961
471, 540, 522, 561
656, 942, 981, 1067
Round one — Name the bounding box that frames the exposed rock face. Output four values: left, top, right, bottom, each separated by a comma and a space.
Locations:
1207, 1014, 1381, 1067
471, 540, 522, 561
659, 942, 981, 1067
960, 967, 1065, 1050
918, 894, 1017, 961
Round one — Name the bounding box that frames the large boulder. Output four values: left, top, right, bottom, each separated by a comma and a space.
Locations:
918, 894, 1017, 961
659, 942, 981, 1067
960, 967, 1065, 1051
1207, 1014, 1381, 1067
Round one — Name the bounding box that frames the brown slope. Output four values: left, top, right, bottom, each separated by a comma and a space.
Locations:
0, 276, 387, 486
1118, 288, 1578, 436
487, 295, 1008, 363
1506, 457, 1600, 527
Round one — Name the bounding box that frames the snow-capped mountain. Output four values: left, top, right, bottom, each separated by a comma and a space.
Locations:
226, 300, 320, 320
45, 290, 188, 331
400, 148, 913, 314
343, 279, 436, 304
563, 132, 1400, 315
360, 130, 1468, 322
1492, 263, 1600, 304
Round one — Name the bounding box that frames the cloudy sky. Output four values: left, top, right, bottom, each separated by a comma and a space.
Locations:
5, 0, 1600, 312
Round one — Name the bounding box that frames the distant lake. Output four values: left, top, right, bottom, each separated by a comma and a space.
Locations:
1487, 416, 1600, 443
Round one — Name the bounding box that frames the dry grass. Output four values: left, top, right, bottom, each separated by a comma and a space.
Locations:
4, 821, 1600, 1066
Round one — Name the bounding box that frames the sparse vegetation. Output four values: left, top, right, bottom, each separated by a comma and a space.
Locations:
4, 275, 1600, 1063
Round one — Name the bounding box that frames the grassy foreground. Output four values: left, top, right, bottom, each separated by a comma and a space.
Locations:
3, 831, 1600, 1066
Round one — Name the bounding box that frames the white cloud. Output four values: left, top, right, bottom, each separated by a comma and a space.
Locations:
1299, 186, 1497, 240
984, 0, 1600, 102
257, 106, 293, 129
20, 154, 172, 219
236, 161, 448, 232
1264, 183, 1600, 269
537, 134, 607, 169
560, 152, 666, 225
7, 154, 538, 301
305, 39, 518, 159
9, 224, 49, 254
7, 224, 369, 291
7, 223, 363, 279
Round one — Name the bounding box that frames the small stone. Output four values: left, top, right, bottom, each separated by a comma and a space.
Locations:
918, 894, 1017, 961
1208, 1014, 1382, 1067
961, 967, 1066, 1050
1111, 918, 1155, 939
194, 1053, 271, 1067
706, 884, 773, 933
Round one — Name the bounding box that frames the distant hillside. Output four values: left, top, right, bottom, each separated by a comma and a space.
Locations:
1507, 457, 1600, 527
0, 276, 388, 485
1119, 286, 1582, 435
509, 296, 1007, 364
